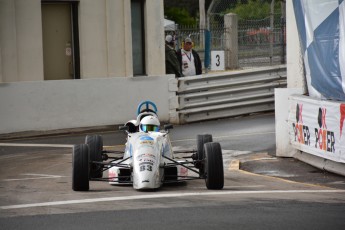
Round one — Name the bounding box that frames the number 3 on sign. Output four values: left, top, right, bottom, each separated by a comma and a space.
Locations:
211, 51, 224, 71
216, 55, 220, 66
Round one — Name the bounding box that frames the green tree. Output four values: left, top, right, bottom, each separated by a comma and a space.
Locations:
165, 7, 197, 26
225, 0, 281, 19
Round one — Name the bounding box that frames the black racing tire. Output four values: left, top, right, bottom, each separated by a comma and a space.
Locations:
204, 142, 224, 190
85, 135, 103, 178
72, 144, 90, 191
196, 134, 213, 175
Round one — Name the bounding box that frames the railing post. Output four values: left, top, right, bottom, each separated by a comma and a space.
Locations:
204, 30, 211, 72
281, 16, 286, 64
224, 13, 238, 69
270, 0, 275, 65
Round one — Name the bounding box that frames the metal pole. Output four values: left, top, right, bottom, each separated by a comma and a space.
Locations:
199, 0, 205, 49
280, 0, 286, 64
204, 30, 211, 72
270, 0, 275, 65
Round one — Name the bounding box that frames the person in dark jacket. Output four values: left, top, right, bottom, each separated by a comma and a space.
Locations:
165, 35, 182, 78
176, 37, 202, 76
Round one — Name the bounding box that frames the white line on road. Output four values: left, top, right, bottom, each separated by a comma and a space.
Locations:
0, 154, 26, 159
1, 189, 344, 210
192, 185, 265, 189
0, 143, 73, 148
2, 174, 66, 182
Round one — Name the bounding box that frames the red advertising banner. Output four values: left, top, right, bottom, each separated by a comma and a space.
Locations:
288, 95, 345, 163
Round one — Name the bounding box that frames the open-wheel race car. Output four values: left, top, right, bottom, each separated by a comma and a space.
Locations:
72, 101, 224, 191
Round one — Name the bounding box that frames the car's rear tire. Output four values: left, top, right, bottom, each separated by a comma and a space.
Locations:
196, 134, 213, 175
204, 142, 224, 190
72, 144, 90, 191
86, 135, 103, 178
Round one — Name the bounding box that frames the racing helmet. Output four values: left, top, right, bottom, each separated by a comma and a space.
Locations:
140, 115, 160, 132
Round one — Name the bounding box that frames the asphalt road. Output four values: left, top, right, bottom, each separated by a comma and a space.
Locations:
1, 114, 345, 229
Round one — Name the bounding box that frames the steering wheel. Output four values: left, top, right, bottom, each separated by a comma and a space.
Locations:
137, 101, 158, 116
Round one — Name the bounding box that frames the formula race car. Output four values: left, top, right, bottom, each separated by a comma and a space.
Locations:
72, 101, 224, 191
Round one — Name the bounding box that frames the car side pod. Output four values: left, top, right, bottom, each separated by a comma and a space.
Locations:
204, 142, 224, 190
119, 125, 129, 131
72, 144, 90, 191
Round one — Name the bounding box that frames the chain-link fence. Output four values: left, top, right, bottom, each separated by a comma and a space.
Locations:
168, 25, 206, 50
238, 14, 286, 68
165, 1, 286, 70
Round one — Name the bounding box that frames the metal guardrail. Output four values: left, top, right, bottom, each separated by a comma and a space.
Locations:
175, 65, 287, 124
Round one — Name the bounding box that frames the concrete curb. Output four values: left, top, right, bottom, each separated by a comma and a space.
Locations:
293, 151, 345, 177
228, 159, 240, 171
0, 125, 119, 141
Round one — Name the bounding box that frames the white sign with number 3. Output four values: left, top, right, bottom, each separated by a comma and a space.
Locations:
211, 51, 224, 71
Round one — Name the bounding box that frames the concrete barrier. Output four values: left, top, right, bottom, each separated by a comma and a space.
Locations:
0, 75, 175, 134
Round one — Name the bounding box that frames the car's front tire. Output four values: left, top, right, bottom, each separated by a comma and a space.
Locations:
204, 142, 224, 190
196, 134, 213, 176
85, 135, 103, 178
72, 144, 90, 191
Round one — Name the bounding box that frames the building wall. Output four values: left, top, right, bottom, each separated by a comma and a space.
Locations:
78, 0, 134, 78
0, 0, 165, 82
275, 0, 304, 158
0, 0, 170, 134
286, 0, 305, 90
144, 0, 165, 76
0, 75, 176, 134
0, 0, 44, 82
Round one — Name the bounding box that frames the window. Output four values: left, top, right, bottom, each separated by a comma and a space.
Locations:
131, 0, 145, 76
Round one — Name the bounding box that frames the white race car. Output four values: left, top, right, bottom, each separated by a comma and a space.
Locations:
72, 101, 224, 191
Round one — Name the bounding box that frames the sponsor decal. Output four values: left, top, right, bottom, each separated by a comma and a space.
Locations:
289, 97, 345, 163
292, 104, 335, 153
140, 140, 154, 145
140, 136, 154, 141
137, 153, 156, 167
139, 161, 154, 166
292, 103, 310, 146
136, 153, 156, 160
340, 104, 345, 137
108, 170, 117, 181
315, 107, 335, 153
139, 164, 153, 172
179, 167, 188, 177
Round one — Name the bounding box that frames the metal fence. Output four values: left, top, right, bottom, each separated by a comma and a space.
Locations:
238, 14, 286, 68
167, 14, 286, 70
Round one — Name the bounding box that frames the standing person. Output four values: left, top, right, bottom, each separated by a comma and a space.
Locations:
165, 35, 182, 78
177, 37, 202, 76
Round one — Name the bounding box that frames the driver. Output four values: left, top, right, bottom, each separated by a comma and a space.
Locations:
140, 115, 160, 132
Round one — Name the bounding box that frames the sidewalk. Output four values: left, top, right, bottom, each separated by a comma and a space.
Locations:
231, 151, 345, 189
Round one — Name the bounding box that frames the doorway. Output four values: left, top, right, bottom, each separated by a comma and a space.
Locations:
41, 2, 79, 80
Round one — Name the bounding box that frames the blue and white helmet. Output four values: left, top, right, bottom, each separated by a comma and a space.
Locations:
140, 115, 160, 132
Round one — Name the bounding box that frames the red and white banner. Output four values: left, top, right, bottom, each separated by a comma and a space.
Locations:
288, 95, 345, 163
